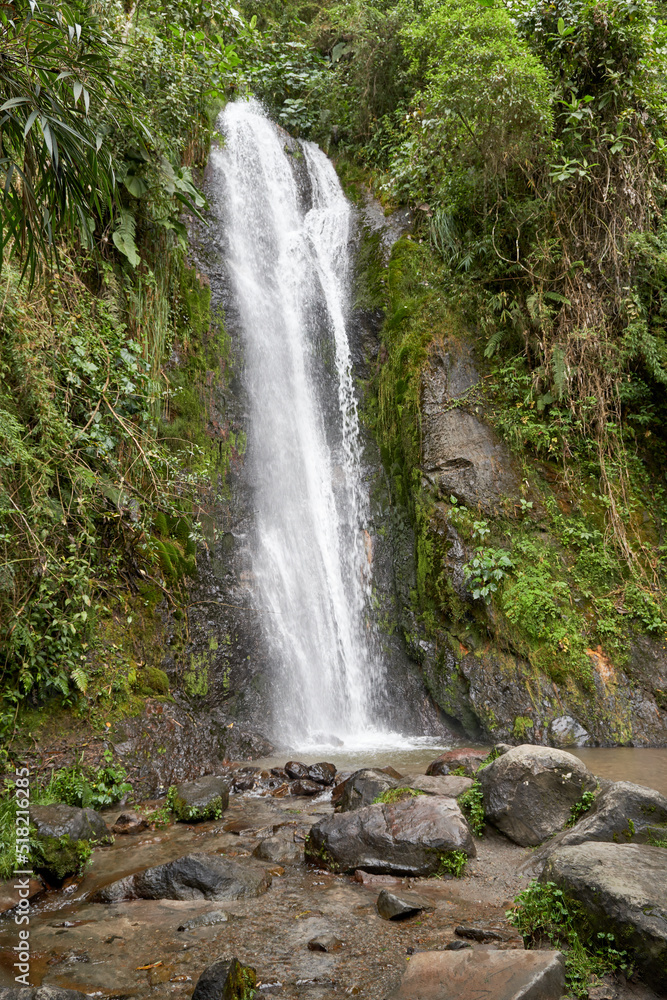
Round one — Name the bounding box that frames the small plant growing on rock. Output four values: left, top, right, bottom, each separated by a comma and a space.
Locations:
372, 787, 425, 805
458, 781, 485, 836
436, 850, 468, 878
463, 521, 513, 602
566, 790, 596, 827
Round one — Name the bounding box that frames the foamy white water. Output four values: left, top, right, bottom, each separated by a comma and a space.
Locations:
210, 99, 385, 745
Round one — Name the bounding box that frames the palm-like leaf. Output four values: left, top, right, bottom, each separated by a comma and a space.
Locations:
0, 0, 145, 283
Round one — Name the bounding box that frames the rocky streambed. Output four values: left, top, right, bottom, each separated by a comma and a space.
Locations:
0, 746, 666, 1000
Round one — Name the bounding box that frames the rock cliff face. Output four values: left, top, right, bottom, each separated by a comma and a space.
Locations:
421, 340, 520, 512
359, 207, 667, 747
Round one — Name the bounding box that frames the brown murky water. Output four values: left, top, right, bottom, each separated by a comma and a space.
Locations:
255, 745, 667, 796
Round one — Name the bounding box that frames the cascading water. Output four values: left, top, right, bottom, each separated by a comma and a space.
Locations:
210, 99, 385, 746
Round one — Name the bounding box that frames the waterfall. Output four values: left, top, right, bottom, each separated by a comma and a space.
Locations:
209, 99, 383, 746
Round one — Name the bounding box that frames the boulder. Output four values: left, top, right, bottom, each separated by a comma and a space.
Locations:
192, 956, 256, 1000
542, 842, 667, 989
253, 836, 302, 863
92, 852, 270, 903
426, 748, 489, 777
377, 888, 435, 920
334, 768, 397, 812
395, 775, 473, 798
559, 780, 667, 846
384, 948, 565, 1000
306, 762, 337, 786
112, 810, 147, 835
171, 776, 229, 822
305, 795, 475, 876
30, 805, 111, 888
30, 804, 110, 843
478, 745, 597, 846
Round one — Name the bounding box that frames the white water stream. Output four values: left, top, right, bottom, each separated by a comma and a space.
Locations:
210, 99, 389, 747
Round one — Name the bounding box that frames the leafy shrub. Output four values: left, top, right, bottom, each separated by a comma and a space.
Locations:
437, 849, 468, 878
44, 752, 132, 810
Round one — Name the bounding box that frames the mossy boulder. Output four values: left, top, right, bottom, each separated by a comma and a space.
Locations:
30, 804, 111, 887
32, 835, 92, 887
192, 956, 256, 1000
171, 775, 229, 822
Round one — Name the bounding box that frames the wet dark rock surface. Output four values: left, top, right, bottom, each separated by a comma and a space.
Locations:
479, 746, 598, 846
92, 853, 271, 903
376, 889, 435, 921
191, 956, 256, 1000
426, 749, 488, 777
30, 806, 110, 845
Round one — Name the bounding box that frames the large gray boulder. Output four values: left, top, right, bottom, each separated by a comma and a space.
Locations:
478, 745, 597, 846
92, 853, 270, 902
543, 780, 667, 854
384, 948, 565, 1000
334, 768, 397, 812
542, 842, 667, 989
171, 776, 229, 822
30, 804, 110, 843
305, 795, 475, 876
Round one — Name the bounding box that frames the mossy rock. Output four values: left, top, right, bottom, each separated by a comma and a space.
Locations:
32, 834, 92, 887
192, 955, 256, 1000
154, 512, 169, 536
139, 666, 170, 696
170, 776, 230, 822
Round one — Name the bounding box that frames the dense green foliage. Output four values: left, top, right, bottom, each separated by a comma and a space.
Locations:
0, 0, 244, 737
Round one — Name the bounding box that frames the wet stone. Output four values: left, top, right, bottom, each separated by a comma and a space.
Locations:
92, 852, 271, 902
111, 810, 147, 835
285, 761, 310, 780
384, 948, 565, 1000
306, 762, 337, 786
376, 889, 436, 921
291, 779, 323, 797
253, 836, 303, 863
172, 776, 230, 822
334, 768, 397, 812
395, 775, 473, 798
177, 910, 229, 932
454, 925, 503, 942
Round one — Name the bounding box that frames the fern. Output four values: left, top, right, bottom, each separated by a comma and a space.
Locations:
112, 211, 140, 267
71, 667, 89, 694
